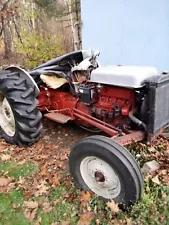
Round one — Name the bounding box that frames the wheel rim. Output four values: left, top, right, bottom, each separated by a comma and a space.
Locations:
0, 93, 15, 137
80, 156, 121, 199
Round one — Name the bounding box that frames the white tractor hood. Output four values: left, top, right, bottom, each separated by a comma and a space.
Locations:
90, 65, 159, 88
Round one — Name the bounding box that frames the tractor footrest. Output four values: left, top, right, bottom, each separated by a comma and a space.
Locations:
44, 112, 71, 124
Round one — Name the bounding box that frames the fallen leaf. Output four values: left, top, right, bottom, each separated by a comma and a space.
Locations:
34, 180, 49, 197
24, 190, 34, 198
127, 218, 134, 225
164, 150, 169, 157
162, 175, 169, 183
80, 191, 92, 206
0, 146, 6, 152
17, 159, 27, 165
24, 208, 37, 222
111, 219, 124, 224
59, 154, 68, 161
34, 216, 41, 225
61, 221, 70, 225
96, 219, 100, 225
64, 193, 74, 202
50, 174, 61, 187
30, 208, 38, 222
43, 135, 50, 141
41, 167, 47, 176
78, 212, 95, 225
152, 175, 160, 185
42, 202, 52, 213
0, 181, 15, 194
148, 146, 156, 153
106, 200, 120, 213
63, 176, 72, 186
87, 205, 92, 212
7, 182, 16, 192
12, 203, 18, 209
0, 177, 13, 187
160, 170, 167, 175
23, 201, 38, 209
54, 200, 60, 205
1, 154, 11, 161
18, 176, 26, 185
24, 209, 31, 221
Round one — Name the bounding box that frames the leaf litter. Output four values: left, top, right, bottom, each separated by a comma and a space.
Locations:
1, 120, 169, 224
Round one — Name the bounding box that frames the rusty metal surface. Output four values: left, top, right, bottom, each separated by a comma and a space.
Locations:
112, 131, 146, 146
74, 108, 122, 132
44, 112, 71, 124
73, 112, 118, 136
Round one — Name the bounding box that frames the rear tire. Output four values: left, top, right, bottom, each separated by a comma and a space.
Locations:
0, 70, 42, 146
69, 135, 143, 207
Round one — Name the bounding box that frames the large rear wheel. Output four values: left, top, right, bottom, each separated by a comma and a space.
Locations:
0, 70, 42, 146
69, 135, 143, 207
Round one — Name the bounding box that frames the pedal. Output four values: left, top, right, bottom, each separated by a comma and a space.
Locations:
44, 112, 71, 124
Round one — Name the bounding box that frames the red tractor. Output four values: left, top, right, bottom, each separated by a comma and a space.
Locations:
0, 49, 167, 206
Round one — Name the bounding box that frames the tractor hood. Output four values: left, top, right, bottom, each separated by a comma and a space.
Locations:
90, 65, 159, 88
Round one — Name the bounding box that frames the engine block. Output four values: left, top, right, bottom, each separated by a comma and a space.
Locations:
92, 86, 134, 119
38, 84, 135, 131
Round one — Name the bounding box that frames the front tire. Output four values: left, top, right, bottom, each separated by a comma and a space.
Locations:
0, 70, 42, 146
69, 135, 143, 207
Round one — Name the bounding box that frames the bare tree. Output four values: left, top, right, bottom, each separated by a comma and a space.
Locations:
0, 0, 18, 58
0, 0, 81, 66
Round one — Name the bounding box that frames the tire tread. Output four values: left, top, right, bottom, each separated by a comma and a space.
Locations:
0, 70, 42, 146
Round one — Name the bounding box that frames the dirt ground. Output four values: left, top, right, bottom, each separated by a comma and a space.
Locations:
0, 117, 92, 181
39, 118, 90, 150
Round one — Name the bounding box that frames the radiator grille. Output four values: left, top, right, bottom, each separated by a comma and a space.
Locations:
146, 76, 169, 134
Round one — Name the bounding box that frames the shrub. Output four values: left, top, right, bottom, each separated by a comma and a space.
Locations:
16, 32, 65, 69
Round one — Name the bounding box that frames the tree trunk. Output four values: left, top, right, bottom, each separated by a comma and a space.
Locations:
2, 16, 12, 59
74, 0, 82, 50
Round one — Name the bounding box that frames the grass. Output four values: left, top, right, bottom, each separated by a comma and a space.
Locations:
0, 191, 29, 225
0, 160, 38, 181
129, 183, 169, 224
1, 169, 169, 224
0, 159, 80, 225
40, 201, 78, 225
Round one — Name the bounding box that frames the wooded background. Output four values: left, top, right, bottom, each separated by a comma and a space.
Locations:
0, 0, 81, 68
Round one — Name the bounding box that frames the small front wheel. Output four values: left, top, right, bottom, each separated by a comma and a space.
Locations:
69, 135, 143, 207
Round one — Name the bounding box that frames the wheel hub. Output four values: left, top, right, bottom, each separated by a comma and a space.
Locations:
0, 93, 15, 137
95, 171, 105, 182
3, 105, 11, 119
80, 156, 121, 199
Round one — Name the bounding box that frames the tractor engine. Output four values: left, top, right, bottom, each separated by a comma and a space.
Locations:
91, 85, 134, 122
36, 49, 160, 136
38, 82, 135, 132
